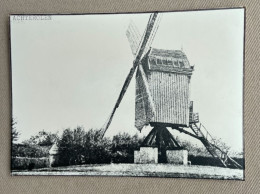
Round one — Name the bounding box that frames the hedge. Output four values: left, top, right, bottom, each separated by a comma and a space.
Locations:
12, 157, 49, 170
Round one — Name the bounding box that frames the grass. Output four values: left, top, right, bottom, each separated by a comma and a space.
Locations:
12, 163, 244, 180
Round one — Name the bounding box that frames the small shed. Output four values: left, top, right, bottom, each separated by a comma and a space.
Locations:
49, 142, 59, 167
135, 48, 194, 131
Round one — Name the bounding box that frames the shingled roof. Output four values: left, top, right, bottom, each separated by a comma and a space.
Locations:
149, 48, 188, 59
146, 48, 192, 71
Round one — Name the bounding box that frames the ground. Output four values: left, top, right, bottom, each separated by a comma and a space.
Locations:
12, 163, 244, 180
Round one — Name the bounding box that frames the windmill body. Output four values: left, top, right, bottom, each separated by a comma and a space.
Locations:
135, 48, 193, 131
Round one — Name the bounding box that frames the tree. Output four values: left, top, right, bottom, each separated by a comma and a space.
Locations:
11, 118, 20, 143
13, 130, 58, 158
11, 118, 21, 158
13, 144, 50, 158
111, 132, 143, 163
58, 127, 87, 165
58, 128, 75, 165
23, 130, 58, 146
175, 136, 209, 157
84, 129, 112, 164
212, 138, 231, 154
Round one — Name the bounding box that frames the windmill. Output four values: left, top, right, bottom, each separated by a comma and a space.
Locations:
100, 12, 242, 169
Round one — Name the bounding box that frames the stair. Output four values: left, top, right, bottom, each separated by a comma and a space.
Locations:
189, 123, 243, 169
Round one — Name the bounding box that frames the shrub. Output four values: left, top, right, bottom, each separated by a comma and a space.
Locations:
57, 128, 144, 165
111, 132, 143, 163
57, 127, 112, 165
188, 155, 244, 168
83, 129, 112, 164
12, 143, 51, 158
11, 157, 49, 170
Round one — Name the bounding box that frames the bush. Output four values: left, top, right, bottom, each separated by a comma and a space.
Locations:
188, 155, 245, 168
12, 143, 51, 158
111, 133, 143, 163
57, 127, 85, 166
17, 126, 244, 168
22, 130, 58, 146
57, 128, 144, 165
83, 129, 112, 164
12, 157, 49, 170
57, 127, 112, 166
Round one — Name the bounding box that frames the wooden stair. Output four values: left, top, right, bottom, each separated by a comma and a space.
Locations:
189, 123, 243, 169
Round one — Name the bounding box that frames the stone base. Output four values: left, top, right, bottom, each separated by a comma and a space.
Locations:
166, 149, 188, 165
134, 147, 158, 164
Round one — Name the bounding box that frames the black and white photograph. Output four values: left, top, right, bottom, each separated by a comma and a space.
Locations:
10, 8, 244, 180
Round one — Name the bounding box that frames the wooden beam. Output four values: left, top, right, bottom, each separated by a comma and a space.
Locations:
155, 127, 162, 150
142, 127, 156, 146
173, 127, 201, 140
148, 128, 157, 145
164, 128, 181, 147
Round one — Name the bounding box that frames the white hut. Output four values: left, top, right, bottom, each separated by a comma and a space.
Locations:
49, 142, 59, 167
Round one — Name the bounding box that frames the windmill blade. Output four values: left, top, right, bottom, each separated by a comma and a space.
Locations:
126, 20, 142, 56
143, 13, 162, 55
138, 64, 156, 114
134, 12, 160, 64
135, 65, 156, 131
100, 13, 160, 138
126, 13, 162, 57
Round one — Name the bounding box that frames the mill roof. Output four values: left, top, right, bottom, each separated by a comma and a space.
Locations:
145, 48, 193, 74
49, 143, 59, 155
149, 48, 188, 59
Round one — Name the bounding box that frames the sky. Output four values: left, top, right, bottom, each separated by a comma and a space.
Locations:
11, 8, 244, 152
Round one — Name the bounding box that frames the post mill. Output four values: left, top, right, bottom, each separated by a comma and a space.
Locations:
100, 12, 242, 169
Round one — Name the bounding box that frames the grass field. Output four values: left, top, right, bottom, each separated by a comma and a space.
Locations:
12, 163, 244, 180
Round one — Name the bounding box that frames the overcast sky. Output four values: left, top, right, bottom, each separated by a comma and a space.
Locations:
11, 8, 244, 152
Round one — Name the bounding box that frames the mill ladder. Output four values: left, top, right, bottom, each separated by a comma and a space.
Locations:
189, 122, 243, 169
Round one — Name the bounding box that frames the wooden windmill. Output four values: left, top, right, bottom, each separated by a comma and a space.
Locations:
100, 12, 242, 168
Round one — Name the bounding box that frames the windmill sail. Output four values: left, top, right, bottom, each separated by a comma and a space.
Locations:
135, 65, 155, 131
126, 21, 142, 56
142, 13, 162, 56
100, 13, 160, 138
126, 14, 162, 58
